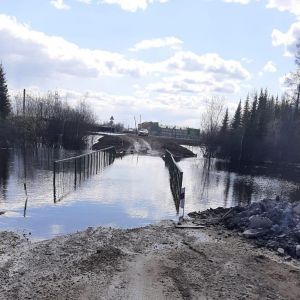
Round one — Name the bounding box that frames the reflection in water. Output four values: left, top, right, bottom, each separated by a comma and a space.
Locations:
0, 149, 9, 201
0, 149, 175, 239
179, 146, 300, 213
231, 177, 254, 206
0, 145, 300, 239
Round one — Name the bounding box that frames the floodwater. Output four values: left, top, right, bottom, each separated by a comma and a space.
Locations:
1, 145, 300, 239
179, 146, 300, 213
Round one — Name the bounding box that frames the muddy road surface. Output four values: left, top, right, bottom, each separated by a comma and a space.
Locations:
92, 134, 196, 158
1, 222, 300, 300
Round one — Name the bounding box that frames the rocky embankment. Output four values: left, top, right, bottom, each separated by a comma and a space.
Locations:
189, 198, 300, 259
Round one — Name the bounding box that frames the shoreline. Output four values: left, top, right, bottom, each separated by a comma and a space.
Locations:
1, 220, 300, 299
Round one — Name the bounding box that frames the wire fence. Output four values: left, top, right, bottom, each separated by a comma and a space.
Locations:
164, 150, 183, 213
53, 146, 116, 202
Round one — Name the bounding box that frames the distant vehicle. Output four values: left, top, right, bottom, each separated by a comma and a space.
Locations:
138, 129, 149, 136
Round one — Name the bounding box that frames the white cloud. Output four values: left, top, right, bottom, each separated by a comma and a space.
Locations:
146, 73, 242, 96
223, 0, 300, 17
50, 0, 70, 10
272, 22, 300, 56
130, 37, 183, 51
267, 0, 300, 17
0, 14, 250, 84
223, 0, 251, 4
241, 57, 254, 63
263, 61, 277, 72
0, 14, 151, 80
163, 51, 251, 80
100, 0, 168, 12
258, 61, 277, 77
0, 14, 251, 126
77, 0, 92, 3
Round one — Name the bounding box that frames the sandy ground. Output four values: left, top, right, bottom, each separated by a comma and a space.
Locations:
1, 221, 300, 300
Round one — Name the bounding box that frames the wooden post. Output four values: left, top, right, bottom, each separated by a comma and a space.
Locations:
79, 157, 82, 182
83, 156, 86, 179
74, 158, 77, 188
23, 89, 26, 117
53, 161, 57, 203
96, 151, 98, 174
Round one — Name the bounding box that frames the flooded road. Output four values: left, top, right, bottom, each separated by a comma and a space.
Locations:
0, 145, 300, 239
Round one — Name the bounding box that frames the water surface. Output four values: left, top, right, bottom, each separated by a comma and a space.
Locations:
1, 145, 300, 239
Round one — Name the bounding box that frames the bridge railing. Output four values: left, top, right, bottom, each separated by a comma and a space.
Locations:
164, 150, 183, 213
53, 146, 116, 202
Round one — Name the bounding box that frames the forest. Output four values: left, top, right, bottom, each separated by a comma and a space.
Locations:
201, 44, 300, 164
216, 89, 300, 163
0, 64, 96, 149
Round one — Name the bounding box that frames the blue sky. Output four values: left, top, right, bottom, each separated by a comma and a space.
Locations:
0, 0, 299, 127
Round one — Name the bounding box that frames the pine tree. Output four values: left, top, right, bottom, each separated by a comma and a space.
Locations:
242, 96, 251, 127
0, 64, 10, 120
221, 108, 229, 133
231, 100, 242, 130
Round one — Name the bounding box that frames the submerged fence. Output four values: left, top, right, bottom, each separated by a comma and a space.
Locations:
53, 146, 116, 202
164, 150, 183, 213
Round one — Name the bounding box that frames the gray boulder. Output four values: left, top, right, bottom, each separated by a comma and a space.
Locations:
242, 229, 267, 239
293, 203, 300, 216
296, 245, 300, 258
249, 215, 273, 230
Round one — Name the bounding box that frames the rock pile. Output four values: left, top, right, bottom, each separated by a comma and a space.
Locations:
189, 198, 300, 259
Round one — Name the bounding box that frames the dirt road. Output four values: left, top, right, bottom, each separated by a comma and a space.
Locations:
92, 134, 196, 158
1, 222, 299, 300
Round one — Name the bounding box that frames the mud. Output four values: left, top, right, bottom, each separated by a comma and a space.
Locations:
92, 134, 195, 158
0, 221, 300, 299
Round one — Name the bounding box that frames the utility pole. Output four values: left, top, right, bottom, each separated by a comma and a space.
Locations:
23, 89, 26, 117
134, 116, 137, 133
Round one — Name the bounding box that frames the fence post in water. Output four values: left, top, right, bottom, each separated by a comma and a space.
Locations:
79, 156, 82, 182
96, 152, 98, 174
74, 158, 77, 188
53, 147, 116, 202
53, 161, 57, 203
165, 150, 183, 214
84, 155, 86, 179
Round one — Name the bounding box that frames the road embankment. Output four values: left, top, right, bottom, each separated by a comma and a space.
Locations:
92, 134, 196, 158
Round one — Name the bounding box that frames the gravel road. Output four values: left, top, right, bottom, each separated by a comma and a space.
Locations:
1, 221, 300, 300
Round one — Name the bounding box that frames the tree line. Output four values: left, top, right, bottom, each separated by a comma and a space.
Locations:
201, 42, 300, 165
216, 89, 300, 163
0, 64, 96, 149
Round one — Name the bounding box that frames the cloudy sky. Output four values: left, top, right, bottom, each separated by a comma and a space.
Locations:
0, 0, 299, 127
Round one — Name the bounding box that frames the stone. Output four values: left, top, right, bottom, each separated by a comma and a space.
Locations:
271, 224, 280, 234
277, 248, 285, 256
284, 256, 292, 261
293, 203, 300, 215
242, 229, 266, 239
265, 208, 283, 224
294, 230, 300, 242
266, 240, 279, 250
296, 245, 300, 258
249, 215, 273, 230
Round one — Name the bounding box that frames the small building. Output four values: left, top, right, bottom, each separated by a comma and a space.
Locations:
138, 122, 200, 140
